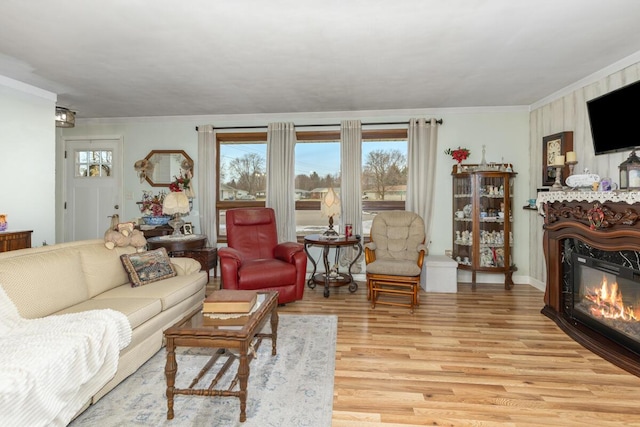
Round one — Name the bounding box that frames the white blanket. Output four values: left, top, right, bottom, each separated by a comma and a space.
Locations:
0, 286, 132, 427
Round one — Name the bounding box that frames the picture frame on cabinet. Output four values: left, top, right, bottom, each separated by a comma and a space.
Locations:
542, 131, 573, 187
182, 222, 193, 235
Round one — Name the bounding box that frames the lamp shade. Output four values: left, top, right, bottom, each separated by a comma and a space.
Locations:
55, 106, 75, 128
162, 192, 190, 215
321, 187, 341, 218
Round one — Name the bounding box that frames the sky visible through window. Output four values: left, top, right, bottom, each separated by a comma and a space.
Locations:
221, 141, 407, 178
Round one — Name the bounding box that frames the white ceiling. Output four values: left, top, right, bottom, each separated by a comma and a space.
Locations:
2, 1, 640, 119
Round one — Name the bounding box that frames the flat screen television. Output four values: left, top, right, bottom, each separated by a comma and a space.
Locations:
587, 79, 640, 155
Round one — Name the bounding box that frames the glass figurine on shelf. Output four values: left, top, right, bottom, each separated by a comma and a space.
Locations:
478, 145, 489, 170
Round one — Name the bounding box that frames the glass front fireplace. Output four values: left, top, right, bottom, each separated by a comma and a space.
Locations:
571, 252, 640, 356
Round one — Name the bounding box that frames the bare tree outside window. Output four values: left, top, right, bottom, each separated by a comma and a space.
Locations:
363, 149, 407, 200
228, 153, 265, 196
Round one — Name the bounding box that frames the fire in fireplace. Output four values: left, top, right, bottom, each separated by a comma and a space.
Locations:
572, 253, 640, 356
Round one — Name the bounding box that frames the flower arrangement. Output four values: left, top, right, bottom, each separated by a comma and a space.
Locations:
138, 190, 166, 217
445, 147, 471, 164
169, 174, 191, 192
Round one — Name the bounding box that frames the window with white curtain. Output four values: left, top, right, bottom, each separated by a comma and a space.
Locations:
216, 129, 407, 242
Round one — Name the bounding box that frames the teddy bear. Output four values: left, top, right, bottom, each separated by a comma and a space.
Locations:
104, 228, 131, 250
128, 229, 147, 252
116, 221, 136, 236
103, 216, 147, 251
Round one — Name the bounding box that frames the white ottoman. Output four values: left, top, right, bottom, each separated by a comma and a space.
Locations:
422, 255, 458, 293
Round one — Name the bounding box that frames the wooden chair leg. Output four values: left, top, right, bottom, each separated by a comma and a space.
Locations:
370, 281, 377, 309
369, 277, 421, 312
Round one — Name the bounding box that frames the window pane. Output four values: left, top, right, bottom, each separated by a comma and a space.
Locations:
219, 141, 267, 201
74, 150, 112, 177
295, 141, 340, 237
362, 140, 407, 201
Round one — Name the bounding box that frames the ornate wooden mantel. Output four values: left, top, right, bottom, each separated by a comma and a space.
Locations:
540, 191, 640, 377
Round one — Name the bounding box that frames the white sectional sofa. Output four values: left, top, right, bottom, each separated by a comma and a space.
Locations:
0, 239, 208, 424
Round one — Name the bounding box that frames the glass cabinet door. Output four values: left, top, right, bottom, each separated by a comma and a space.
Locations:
478, 174, 508, 268
452, 174, 473, 266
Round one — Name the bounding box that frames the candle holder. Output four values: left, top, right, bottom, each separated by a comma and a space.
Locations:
551, 165, 564, 191
566, 160, 578, 176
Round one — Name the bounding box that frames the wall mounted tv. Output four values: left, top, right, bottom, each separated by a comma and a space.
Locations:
587, 79, 640, 155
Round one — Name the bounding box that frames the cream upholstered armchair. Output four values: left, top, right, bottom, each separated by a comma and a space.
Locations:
364, 211, 427, 312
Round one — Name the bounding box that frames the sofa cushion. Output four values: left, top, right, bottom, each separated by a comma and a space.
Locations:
170, 257, 204, 276
54, 297, 162, 330
94, 275, 205, 311
0, 248, 89, 319
80, 243, 137, 297
120, 248, 177, 287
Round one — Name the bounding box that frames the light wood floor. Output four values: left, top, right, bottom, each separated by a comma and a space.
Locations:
207, 279, 640, 426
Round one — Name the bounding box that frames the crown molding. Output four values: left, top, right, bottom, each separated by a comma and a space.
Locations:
0, 74, 56, 102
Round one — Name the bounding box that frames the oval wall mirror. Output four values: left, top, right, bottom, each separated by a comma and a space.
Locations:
144, 150, 193, 187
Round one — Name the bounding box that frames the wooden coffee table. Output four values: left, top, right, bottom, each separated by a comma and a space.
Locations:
164, 291, 279, 422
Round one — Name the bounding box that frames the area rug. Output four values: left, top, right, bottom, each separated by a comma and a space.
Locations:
70, 314, 337, 427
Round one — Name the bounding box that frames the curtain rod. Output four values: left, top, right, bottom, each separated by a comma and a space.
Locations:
195, 119, 443, 131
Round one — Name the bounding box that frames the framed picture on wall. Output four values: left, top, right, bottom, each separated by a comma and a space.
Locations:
542, 131, 573, 186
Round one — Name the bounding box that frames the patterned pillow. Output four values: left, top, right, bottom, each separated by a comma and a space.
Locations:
120, 248, 177, 287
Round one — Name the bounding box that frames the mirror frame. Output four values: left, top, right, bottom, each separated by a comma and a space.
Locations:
143, 150, 193, 187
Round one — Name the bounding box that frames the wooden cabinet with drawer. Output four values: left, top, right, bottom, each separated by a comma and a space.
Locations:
0, 230, 33, 252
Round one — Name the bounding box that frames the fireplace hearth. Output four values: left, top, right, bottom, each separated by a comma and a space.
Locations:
540, 193, 640, 377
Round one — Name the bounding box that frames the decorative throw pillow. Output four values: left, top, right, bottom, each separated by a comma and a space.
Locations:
120, 248, 177, 287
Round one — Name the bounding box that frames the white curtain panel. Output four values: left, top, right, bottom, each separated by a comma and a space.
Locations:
406, 118, 439, 248
339, 120, 363, 273
266, 122, 297, 242
197, 125, 217, 245
340, 120, 362, 234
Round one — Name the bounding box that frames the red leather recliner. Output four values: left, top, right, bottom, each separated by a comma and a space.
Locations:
218, 207, 306, 304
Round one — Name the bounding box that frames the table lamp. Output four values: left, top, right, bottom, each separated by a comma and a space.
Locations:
162, 191, 190, 236
321, 187, 341, 236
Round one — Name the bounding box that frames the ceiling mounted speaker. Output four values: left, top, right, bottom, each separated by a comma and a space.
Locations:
55, 106, 75, 128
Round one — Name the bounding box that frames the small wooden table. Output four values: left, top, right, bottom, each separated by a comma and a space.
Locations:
303, 234, 363, 298
164, 291, 279, 422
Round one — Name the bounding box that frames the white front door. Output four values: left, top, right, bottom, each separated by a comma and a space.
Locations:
64, 138, 123, 242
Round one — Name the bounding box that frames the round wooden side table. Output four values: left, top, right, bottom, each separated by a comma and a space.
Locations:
303, 234, 362, 298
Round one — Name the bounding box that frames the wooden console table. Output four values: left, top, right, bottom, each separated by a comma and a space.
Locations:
0, 230, 33, 252
137, 224, 173, 238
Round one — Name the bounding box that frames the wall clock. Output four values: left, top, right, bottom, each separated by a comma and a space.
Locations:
542, 131, 573, 187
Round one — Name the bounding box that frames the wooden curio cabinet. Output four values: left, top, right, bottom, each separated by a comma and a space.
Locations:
452, 164, 516, 289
